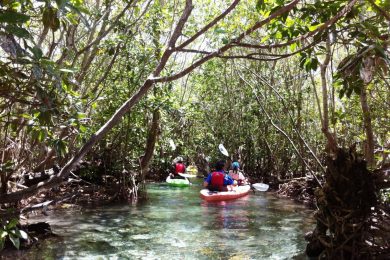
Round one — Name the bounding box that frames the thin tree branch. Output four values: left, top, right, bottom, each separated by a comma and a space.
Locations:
155, 0, 300, 83
76, 1, 137, 56
234, 0, 358, 50
0, 0, 194, 204
236, 70, 323, 187
175, 0, 240, 50
243, 64, 326, 174
367, 0, 390, 22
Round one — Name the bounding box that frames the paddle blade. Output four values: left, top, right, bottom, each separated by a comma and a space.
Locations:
169, 139, 176, 150
178, 173, 197, 178
252, 183, 269, 191
218, 144, 229, 156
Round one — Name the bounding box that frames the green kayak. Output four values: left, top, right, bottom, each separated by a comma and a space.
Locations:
166, 176, 190, 187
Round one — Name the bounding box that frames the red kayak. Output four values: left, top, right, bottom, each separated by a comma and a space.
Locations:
200, 185, 251, 202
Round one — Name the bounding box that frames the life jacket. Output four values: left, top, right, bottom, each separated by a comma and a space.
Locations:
210, 171, 225, 190
175, 163, 186, 174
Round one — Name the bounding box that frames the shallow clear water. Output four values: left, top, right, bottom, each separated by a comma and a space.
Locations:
20, 183, 314, 259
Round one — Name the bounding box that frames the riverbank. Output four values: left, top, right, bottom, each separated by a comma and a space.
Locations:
276, 177, 317, 208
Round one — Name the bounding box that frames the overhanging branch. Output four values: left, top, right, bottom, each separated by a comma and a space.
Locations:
155, 0, 300, 83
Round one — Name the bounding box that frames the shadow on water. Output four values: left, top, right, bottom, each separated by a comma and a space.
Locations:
15, 182, 315, 259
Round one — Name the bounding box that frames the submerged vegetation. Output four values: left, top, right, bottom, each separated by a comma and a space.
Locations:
0, 0, 389, 257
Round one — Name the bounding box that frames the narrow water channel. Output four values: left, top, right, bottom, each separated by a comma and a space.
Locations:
17, 183, 314, 259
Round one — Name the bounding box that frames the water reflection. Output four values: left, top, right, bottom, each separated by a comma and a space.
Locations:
200, 197, 252, 230
18, 183, 314, 259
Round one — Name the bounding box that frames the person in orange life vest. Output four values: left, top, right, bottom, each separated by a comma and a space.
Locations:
203, 160, 234, 191
171, 157, 186, 179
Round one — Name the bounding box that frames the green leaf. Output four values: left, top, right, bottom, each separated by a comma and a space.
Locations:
59, 68, 76, 73
10, 2, 21, 10
260, 35, 270, 43
7, 219, 19, 229
275, 31, 282, 39
68, 0, 90, 15
9, 235, 20, 249
290, 42, 297, 52
0, 10, 30, 23
222, 38, 229, 44
339, 86, 346, 98
79, 124, 87, 133
56, 0, 68, 8
308, 23, 323, 32
214, 28, 226, 34
310, 57, 319, 71
1, 231, 8, 239
55, 139, 68, 157
0, 237, 4, 251
4, 25, 30, 38
77, 112, 86, 119
280, 12, 289, 23
38, 130, 46, 142
256, 0, 265, 11
31, 46, 43, 60
16, 229, 28, 240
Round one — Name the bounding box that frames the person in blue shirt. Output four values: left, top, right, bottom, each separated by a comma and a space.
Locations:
204, 160, 234, 191
231, 160, 240, 174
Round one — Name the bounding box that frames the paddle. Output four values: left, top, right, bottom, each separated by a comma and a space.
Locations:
252, 183, 269, 192
178, 173, 197, 178
217, 144, 237, 192
218, 144, 229, 156
218, 145, 269, 192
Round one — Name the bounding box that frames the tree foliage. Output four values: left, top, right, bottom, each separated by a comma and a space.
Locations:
0, 0, 388, 209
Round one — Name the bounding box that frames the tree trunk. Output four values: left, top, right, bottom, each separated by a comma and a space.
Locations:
319, 36, 337, 152
140, 109, 161, 178
0, 0, 194, 204
360, 84, 375, 167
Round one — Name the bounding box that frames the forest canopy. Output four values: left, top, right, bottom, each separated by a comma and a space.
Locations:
0, 0, 389, 257
0, 0, 389, 202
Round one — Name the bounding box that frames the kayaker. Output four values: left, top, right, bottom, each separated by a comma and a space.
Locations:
231, 159, 240, 174
228, 170, 248, 186
171, 157, 186, 179
203, 160, 234, 191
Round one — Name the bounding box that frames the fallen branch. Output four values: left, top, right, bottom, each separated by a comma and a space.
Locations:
21, 200, 53, 214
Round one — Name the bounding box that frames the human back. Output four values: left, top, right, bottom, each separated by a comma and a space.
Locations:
175, 162, 186, 174
204, 160, 234, 191
232, 160, 240, 173
171, 157, 186, 179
